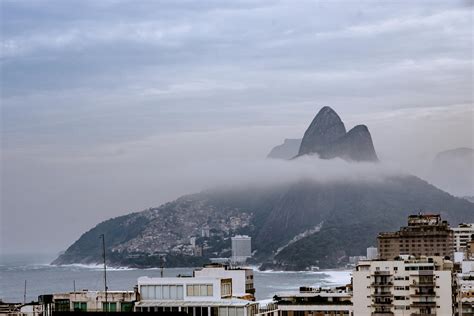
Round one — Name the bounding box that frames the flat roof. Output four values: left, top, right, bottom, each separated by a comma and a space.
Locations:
276, 292, 351, 298
136, 299, 256, 307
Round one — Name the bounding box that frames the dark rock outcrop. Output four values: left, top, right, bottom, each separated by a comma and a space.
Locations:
267, 138, 302, 159
298, 106, 347, 156
297, 106, 378, 162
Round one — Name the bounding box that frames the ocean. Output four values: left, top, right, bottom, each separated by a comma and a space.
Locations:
0, 254, 351, 303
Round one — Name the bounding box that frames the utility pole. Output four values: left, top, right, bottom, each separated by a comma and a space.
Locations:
23, 280, 27, 304
160, 256, 164, 278
100, 234, 108, 315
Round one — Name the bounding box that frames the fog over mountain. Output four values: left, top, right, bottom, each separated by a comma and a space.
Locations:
1, 0, 473, 254
427, 147, 474, 197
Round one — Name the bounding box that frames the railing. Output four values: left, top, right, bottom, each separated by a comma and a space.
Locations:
410, 301, 436, 307
371, 282, 393, 287
410, 281, 435, 287
410, 291, 435, 297
372, 302, 394, 307
374, 271, 392, 276
371, 311, 394, 315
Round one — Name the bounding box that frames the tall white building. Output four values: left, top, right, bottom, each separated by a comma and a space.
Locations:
231, 235, 252, 263
453, 223, 474, 252
353, 256, 453, 316
366, 246, 378, 260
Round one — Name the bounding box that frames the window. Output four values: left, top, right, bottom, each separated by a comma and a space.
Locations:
186, 284, 213, 296
54, 299, 70, 312
73, 302, 87, 312
221, 282, 232, 297
170, 285, 177, 299
141, 285, 183, 300
141, 285, 152, 300
219, 307, 228, 316
177, 286, 184, 300
102, 302, 117, 312
121, 302, 133, 312
163, 285, 170, 299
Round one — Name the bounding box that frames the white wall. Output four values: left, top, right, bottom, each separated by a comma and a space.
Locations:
194, 267, 249, 296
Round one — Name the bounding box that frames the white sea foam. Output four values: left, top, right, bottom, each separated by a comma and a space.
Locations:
317, 270, 352, 285
53, 263, 138, 271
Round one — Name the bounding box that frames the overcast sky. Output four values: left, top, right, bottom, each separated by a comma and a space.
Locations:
1, 0, 473, 254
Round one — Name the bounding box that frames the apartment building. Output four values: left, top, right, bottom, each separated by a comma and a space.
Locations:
231, 236, 252, 264
353, 256, 453, 316
135, 276, 258, 316
256, 286, 353, 316
453, 223, 474, 253
38, 290, 137, 314
455, 261, 474, 316
194, 264, 256, 300
378, 214, 454, 260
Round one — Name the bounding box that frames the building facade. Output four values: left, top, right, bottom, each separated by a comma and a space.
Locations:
367, 247, 378, 260
378, 214, 454, 260
135, 276, 258, 316
453, 223, 474, 253
353, 256, 453, 316
194, 264, 255, 300
38, 290, 137, 314
231, 236, 252, 264
257, 286, 353, 316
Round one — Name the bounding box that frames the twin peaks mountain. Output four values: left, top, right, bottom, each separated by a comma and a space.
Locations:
268, 106, 378, 161
54, 107, 474, 270
297, 106, 378, 161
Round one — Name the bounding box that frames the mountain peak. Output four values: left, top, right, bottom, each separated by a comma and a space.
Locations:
297, 107, 378, 162
298, 106, 346, 156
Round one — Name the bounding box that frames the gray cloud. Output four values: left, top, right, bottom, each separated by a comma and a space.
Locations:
1, 0, 473, 254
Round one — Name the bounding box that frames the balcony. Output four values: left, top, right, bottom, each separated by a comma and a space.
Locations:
410, 291, 435, 297
411, 301, 436, 308
410, 281, 435, 287
374, 271, 392, 276
372, 301, 394, 307
372, 292, 393, 297
371, 282, 393, 287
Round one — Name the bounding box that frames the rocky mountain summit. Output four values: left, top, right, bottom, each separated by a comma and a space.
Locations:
267, 106, 378, 162
297, 106, 378, 161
